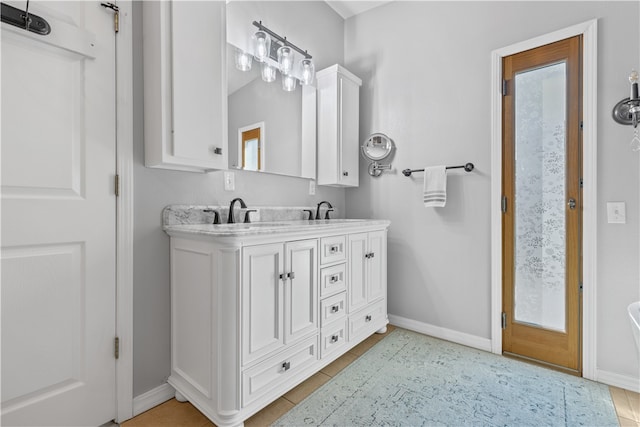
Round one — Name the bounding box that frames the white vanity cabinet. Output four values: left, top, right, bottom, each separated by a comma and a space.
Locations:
316, 65, 362, 187
165, 221, 388, 426
143, 1, 227, 172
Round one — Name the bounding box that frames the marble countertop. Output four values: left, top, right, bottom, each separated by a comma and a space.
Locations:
164, 219, 391, 237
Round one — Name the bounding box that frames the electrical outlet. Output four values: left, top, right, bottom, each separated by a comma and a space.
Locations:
224, 171, 235, 191
607, 202, 626, 224
309, 180, 316, 195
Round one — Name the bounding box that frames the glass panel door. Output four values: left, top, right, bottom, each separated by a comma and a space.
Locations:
514, 63, 567, 332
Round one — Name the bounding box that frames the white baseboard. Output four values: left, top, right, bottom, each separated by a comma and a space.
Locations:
388, 314, 492, 352
596, 369, 640, 393
132, 383, 175, 417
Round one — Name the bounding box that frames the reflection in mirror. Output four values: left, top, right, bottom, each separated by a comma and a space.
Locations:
227, 43, 316, 179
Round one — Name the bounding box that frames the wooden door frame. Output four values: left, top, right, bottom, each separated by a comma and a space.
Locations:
490, 20, 598, 380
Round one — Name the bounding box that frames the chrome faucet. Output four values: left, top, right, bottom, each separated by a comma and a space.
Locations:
315, 201, 334, 220
228, 198, 247, 223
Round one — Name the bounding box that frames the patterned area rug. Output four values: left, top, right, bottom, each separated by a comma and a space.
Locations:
274, 329, 617, 426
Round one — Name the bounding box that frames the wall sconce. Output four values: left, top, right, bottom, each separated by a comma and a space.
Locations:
234, 21, 315, 91
612, 69, 640, 151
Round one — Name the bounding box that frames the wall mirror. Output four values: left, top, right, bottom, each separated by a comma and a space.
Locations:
361, 133, 395, 176
226, 43, 316, 179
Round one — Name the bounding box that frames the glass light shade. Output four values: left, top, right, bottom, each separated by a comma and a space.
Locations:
630, 69, 639, 101
252, 31, 271, 63
300, 58, 315, 85
234, 49, 253, 71
630, 69, 639, 84
277, 46, 294, 75
261, 63, 277, 83
281, 73, 297, 91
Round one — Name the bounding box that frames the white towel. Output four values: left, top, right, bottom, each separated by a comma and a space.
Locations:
423, 166, 447, 207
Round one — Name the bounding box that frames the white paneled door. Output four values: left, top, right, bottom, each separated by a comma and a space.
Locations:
1, 1, 117, 425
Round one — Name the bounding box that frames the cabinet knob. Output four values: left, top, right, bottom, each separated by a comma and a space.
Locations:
330, 335, 339, 343
279, 273, 286, 281
330, 275, 339, 283
365, 315, 372, 322
282, 361, 291, 371
331, 305, 340, 313
342, 171, 349, 176
369, 252, 375, 259
287, 271, 296, 280
329, 245, 339, 254
212, 146, 223, 155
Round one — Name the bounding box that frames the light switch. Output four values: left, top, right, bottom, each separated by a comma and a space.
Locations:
223, 171, 235, 191
607, 202, 626, 224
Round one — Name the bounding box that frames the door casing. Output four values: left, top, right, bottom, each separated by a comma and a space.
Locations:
490, 20, 598, 381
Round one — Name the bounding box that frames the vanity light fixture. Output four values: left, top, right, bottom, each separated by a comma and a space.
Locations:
235, 20, 315, 90
612, 69, 640, 151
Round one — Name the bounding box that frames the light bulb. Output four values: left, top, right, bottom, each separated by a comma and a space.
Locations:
252, 31, 270, 63
281, 74, 297, 92
277, 46, 294, 75
261, 63, 277, 83
630, 69, 639, 101
300, 58, 315, 85
234, 49, 252, 72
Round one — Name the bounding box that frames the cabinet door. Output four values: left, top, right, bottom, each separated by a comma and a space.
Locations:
143, 1, 227, 172
284, 240, 318, 344
338, 75, 359, 186
348, 233, 368, 313
242, 243, 285, 364
367, 230, 386, 303
171, 1, 227, 168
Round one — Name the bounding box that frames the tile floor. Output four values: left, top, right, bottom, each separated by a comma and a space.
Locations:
122, 325, 640, 427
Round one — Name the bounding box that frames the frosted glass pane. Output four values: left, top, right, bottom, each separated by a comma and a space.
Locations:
244, 138, 259, 171
514, 62, 566, 333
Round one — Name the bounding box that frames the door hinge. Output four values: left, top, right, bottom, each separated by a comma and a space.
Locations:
114, 174, 120, 197
580, 178, 583, 189
101, 2, 120, 33
501, 196, 507, 213
579, 121, 584, 131
502, 79, 508, 96
114, 336, 120, 359
501, 312, 507, 329
579, 282, 583, 293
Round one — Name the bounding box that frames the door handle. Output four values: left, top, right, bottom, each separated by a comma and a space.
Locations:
568, 198, 576, 210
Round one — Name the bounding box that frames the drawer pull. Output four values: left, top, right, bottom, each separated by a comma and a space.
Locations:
329, 245, 339, 254
331, 305, 340, 313
365, 315, 372, 322
282, 361, 291, 371
330, 335, 339, 343
330, 275, 339, 283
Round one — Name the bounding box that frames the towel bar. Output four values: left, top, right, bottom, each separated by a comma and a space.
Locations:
402, 163, 474, 177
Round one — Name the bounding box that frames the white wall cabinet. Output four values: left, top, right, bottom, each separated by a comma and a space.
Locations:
143, 1, 227, 172
166, 221, 388, 426
317, 65, 362, 187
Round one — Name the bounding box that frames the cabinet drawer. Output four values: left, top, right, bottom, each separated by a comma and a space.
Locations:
320, 235, 346, 265
320, 320, 347, 358
242, 335, 318, 406
320, 292, 347, 328
348, 299, 386, 342
320, 263, 346, 297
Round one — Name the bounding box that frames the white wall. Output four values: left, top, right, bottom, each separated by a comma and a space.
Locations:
344, 1, 639, 384
131, 1, 345, 397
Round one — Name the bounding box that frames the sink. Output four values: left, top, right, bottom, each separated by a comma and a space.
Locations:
214, 222, 293, 229
629, 302, 640, 352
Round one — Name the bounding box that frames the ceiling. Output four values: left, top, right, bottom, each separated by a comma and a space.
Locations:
324, 1, 394, 19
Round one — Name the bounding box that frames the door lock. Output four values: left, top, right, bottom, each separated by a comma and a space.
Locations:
568, 198, 576, 210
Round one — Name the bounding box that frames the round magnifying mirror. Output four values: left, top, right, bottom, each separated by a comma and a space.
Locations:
361, 133, 394, 161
